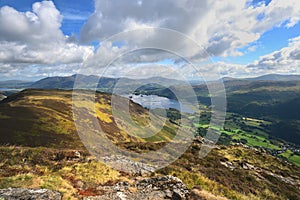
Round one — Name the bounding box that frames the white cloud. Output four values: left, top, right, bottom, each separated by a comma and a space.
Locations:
81, 0, 300, 61
0, 1, 63, 44
0, 63, 81, 80
247, 35, 300, 74
0, 1, 93, 68
0, 40, 93, 64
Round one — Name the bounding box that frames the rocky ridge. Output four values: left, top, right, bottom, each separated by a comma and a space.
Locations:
102, 155, 156, 176
83, 175, 190, 200
0, 176, 190, 200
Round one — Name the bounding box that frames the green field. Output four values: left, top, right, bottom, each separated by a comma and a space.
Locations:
187, 111, 300, 166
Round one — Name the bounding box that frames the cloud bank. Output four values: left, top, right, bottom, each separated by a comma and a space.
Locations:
0, 0, 300, 80
81, 0, 300, 59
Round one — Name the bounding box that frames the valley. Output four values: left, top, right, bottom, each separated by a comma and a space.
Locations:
0, 74, 300, 199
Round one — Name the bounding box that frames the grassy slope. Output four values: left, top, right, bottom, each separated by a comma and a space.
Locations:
0, 144, 299, 199
0, 89, 178, 149
0, 89, 299, 199
158, 144, 300, 200
0, 146, 124, 199
0, 89, 83, 149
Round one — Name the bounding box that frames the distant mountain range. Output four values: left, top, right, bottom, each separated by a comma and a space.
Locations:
2, 74, 186, 93
222, 74, 300, 82
1, 74, 300, 91
0, 80, 33, 89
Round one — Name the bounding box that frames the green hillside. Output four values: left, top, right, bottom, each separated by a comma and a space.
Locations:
0, 89, 178, 149
0, 89, 299, 199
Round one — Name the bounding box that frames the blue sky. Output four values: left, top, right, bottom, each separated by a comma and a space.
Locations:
217, 22, 300, 64
0, 0, 300, 80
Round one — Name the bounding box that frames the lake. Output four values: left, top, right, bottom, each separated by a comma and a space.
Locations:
0, 88, 23, 92
124, 94, 194, 113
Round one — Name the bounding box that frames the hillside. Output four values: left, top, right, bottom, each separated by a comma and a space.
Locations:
0, 89, 299, 199
0, 89, 179, 149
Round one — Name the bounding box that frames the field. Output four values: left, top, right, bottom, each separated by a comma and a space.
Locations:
187, 110, 300, 166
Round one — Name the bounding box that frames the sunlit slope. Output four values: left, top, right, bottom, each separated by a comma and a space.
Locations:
0, 89, 178, 148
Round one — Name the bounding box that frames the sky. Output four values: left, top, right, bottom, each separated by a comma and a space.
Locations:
0, 0, 300, 81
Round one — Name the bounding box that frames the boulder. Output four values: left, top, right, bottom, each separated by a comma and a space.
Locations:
0, 188, 61, 200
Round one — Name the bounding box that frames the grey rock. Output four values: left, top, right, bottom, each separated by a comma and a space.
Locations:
241, 162, 255, 170
83, 175, 189, 200
102, 155, 155, 176
220, 161, 235, 170
0, 188, 61, 200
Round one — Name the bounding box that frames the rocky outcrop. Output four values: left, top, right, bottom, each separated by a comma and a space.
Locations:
0, 188, 61, 200
83, 175, 189, 200
220, 161, 236, 171
102, 155, 156, 176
